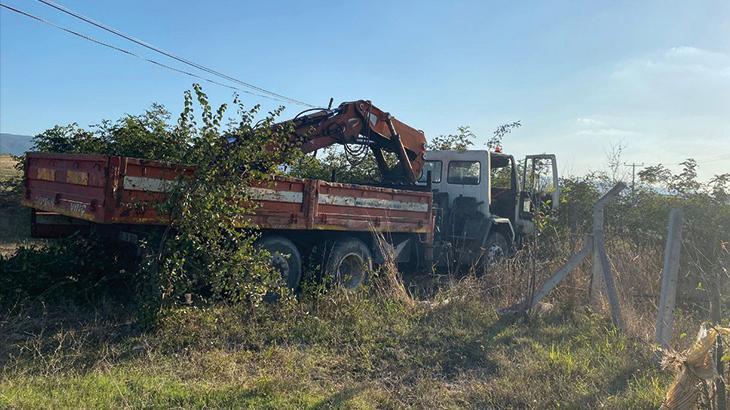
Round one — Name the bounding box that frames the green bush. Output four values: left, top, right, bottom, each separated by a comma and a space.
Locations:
4, 85, 308, 320
555, 160, 730, 311
0, 234, 129, 305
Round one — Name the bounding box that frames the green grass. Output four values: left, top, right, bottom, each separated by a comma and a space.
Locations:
1, 371, 325, 409
0, 285, 671, 409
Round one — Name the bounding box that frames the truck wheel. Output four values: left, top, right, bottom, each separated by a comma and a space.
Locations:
483, 232, 508, 264
325, 238, 373, 289
256, 236, 302, 290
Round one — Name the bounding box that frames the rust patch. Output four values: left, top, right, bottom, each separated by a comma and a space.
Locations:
36, 168, 55, 181
66, 170, 89, 185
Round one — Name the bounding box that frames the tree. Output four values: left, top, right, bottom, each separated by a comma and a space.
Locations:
427, 126, 476, 151
29, 84, 306, 321
487, 121, 521, 150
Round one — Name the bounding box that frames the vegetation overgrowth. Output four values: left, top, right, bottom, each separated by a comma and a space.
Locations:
3, 85, 309, 322
1, 85, 728, 407
1, 281, 669, 408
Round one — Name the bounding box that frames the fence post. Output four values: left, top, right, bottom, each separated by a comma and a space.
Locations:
655, 208, 684, 349
710, 285, 727, 409
716, 335, 727, 409
591, 182, 626, 330
590, 233, 605, 307
530, 234, 593, 308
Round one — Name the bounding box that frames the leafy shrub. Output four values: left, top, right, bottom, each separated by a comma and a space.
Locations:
30, 104, 190, 162
5, 85, 307, 321
0, 234, 129, 305
555, 159, 730, 316
136, 86, 305, 321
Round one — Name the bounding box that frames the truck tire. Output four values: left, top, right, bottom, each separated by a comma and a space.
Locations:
325, 238, 373, 289
256, 236, 302, 290
483, 232, 508, 265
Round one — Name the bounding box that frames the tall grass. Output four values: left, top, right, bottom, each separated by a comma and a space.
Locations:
1, 274, 670, 408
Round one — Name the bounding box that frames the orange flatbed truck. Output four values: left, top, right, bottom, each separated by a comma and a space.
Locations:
21, 100, 558, 288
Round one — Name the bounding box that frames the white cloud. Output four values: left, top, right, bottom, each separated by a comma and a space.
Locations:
570, 47, 730, 179
575, 117, 604, 126
573, 116, 640, 139
511, 46, 730, 181
605, 46, 730, 119
612, 46, 730, 79
574, 127, 640, 138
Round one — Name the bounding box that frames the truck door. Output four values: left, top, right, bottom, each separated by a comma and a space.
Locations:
520, 154, 559, 219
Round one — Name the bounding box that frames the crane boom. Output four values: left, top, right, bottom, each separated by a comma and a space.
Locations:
286, 100, 426, 185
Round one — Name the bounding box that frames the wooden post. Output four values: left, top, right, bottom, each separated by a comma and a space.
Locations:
591, 182, 626, 330
655, 208, 684, 349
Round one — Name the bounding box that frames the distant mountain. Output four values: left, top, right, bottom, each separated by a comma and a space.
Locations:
0, 133, 34, 155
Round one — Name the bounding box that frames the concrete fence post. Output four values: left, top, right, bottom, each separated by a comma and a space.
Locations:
530, 234, 593, 309
590, 218, 605, 307
655, 208, 684, 349
590, 182, 626, 330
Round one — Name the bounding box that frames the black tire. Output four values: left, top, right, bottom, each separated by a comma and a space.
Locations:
483, 232, 509, 265
324, 238, 373, 290
256, 236, 302, 290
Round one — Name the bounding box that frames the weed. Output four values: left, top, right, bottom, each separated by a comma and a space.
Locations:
0, 281, 673, 408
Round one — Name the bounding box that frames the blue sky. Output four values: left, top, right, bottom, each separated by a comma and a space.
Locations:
1, 0, 729, 179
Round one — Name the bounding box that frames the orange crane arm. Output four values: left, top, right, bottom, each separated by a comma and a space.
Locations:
286, 100, 426, 185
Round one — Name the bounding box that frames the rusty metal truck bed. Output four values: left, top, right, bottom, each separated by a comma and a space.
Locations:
22, 152, 433, 236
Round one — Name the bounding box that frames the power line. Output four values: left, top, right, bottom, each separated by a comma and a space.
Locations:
35, 0, 316, 108
0, 2, 295, 103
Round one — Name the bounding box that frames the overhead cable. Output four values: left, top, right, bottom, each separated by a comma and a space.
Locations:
0, 3, 295, 104
35, 0, 315, 107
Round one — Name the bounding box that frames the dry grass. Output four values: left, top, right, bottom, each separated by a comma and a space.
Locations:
0, 223, 694, 407
0, 154, 39, 255
0, 227, 677, 407
0, 153, 718, 407
0, 286, 671, 408
0, 154, 20, 180
474, 228, 707, 351
371, 228, 416, 308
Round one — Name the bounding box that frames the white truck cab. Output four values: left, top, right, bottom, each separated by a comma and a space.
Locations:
417, 149, 558, 260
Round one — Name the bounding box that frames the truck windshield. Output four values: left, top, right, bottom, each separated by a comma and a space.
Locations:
418, 160, 442, 183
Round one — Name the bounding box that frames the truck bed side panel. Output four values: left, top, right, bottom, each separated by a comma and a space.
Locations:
110, 156, 194, 224
23, 153, 433, 235
312, 181, 432, 233
22, 153, 110, 223
245, 179, 307, 229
